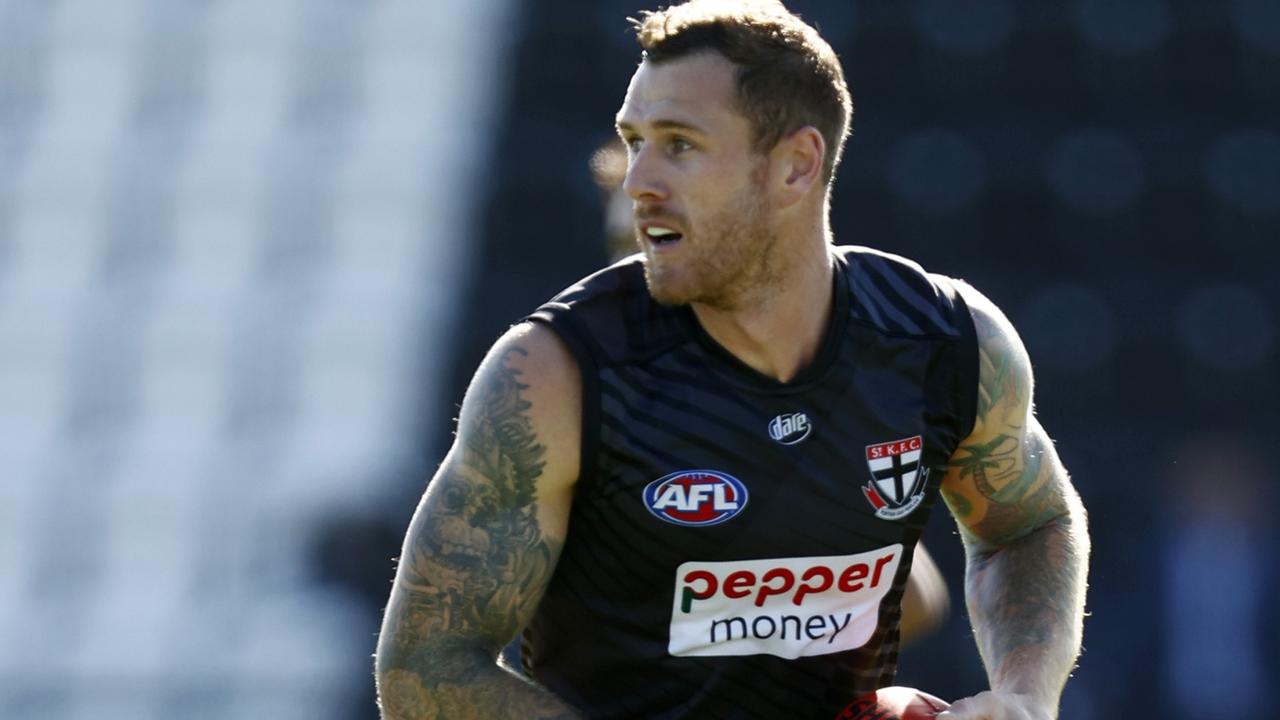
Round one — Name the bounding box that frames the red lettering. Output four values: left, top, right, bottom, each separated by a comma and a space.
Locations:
838, 562, 869, 592
755, 568, 795, 607
869, 437, 923, 459
682, 548, 900, 614
683, 570, 717, 596
680, 570, 718, 613
793, 566, 834, 605
724, 570, 755, 599
871, 553, 895, 587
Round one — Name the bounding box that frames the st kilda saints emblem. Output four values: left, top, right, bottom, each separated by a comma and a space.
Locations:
861, 435, 929, 520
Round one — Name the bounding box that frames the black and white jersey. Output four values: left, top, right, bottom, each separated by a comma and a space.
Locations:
523, 246, 978, 719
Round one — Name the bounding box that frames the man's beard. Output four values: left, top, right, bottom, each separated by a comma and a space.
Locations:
641, 181, 780, 311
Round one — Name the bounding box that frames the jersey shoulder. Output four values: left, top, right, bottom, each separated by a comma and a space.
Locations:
834, 244, 971, 339
527, 254, 691, 367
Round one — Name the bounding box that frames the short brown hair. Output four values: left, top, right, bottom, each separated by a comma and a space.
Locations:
632, 0, 853, 185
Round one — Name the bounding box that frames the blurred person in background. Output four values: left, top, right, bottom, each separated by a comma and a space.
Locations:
1159, 432, 1276, 719
374, 1, 1089, 718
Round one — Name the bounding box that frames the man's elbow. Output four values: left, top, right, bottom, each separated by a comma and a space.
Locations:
374, 640, 498, 717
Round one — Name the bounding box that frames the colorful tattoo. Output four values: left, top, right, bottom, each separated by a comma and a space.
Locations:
943, 296, 1089, 709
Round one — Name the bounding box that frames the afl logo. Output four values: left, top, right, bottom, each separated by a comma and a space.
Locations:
768, 412, 811, 445
643, 470, 749, 527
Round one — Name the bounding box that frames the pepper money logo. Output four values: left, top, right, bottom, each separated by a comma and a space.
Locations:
643, 470, 748, 527
668, 545, 902, 658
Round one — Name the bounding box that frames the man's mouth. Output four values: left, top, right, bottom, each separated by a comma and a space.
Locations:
644, 225, 684, 246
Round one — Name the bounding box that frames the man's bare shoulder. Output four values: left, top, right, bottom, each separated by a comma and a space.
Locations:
464, 321, 583, 492
943, 281, 1076, 548
952, 280, 1033, 433
483, 322, 582, 402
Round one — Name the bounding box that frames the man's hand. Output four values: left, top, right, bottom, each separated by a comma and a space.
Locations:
937, 691, 1053, 720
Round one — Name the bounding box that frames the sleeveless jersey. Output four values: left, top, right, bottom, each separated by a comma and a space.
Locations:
523, 245, 978, 719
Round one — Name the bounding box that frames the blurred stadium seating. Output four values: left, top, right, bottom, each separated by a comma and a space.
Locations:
0, 0, 514, 717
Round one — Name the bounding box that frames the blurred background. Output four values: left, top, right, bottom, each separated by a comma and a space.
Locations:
0, 0, 1276, 718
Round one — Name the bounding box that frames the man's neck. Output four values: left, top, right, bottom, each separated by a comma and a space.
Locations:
690, 239, 835, 384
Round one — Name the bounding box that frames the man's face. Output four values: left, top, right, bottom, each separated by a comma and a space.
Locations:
615, 52, 779, 309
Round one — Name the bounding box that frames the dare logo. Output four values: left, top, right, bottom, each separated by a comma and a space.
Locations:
768, 412, 812, 445
643, 470, 749, 527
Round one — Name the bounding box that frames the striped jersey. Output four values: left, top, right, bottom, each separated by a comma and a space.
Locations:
523, 245, 978, 719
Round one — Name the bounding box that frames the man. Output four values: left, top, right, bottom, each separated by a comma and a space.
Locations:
591, 136, 953, 651
375, 2, 1089, 719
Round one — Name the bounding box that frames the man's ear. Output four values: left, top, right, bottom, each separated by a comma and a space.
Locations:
771, 126, 825, 209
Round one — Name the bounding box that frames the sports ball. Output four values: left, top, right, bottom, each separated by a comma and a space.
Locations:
834, 686, 950, 719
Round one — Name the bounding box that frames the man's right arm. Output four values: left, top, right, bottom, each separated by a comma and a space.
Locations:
374, 322, 582, 719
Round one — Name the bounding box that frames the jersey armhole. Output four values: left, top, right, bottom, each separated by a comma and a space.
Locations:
527, 305, 601, 495
949, 288, 980, 443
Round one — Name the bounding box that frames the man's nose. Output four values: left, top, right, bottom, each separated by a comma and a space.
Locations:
622, 146, 669, 202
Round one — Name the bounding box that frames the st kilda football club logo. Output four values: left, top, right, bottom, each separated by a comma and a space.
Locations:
862, 435, 929, 520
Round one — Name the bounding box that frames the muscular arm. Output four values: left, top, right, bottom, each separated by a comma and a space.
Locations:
938, 287, 1090, 719
375, 323, 582, 719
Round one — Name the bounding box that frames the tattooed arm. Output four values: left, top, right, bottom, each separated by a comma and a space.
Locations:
375, 323, 582, 719
936, 287, 1090, 720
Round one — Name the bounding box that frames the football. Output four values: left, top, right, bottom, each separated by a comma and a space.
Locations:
834, 686, 950, 719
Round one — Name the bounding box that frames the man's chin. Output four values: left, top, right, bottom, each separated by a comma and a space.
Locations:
642, 259, 728, 307
645, 281, 694, 307
642, 269, 696, 306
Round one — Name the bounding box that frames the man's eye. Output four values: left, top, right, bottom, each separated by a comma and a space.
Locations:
671, 138, 692, 154
625, 137, 643, 153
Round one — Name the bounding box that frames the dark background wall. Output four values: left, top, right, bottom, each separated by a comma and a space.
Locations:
415, 2, 1280, 717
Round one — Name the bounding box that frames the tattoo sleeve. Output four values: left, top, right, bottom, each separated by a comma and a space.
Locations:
374, 344, 580, 719
941, 293, 1091, 714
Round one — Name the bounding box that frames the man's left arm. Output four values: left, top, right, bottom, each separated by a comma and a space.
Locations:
937, 286, 1091, 720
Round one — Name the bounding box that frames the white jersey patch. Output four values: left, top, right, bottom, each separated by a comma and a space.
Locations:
668, 545, 902, 659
